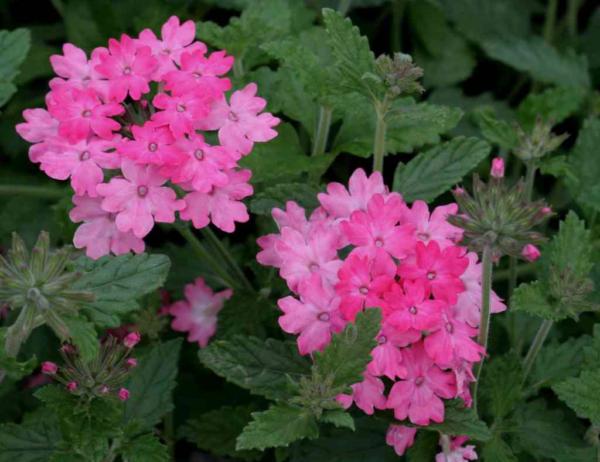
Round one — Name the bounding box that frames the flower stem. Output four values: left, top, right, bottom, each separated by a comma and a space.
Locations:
524, 162, 537, 200
543, 0, 558, 43
233, 58, 245, 79
0, 184, 66, 198
473, 246, 493, 412
522, 319, 553, 382
566, 0, 582, 37
312, 105, 333, 156
372, 102, 388, 173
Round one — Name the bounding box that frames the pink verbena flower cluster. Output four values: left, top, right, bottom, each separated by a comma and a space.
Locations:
16, 16, 279, 259
257, 168, 505, 451
167, 277, 232, 347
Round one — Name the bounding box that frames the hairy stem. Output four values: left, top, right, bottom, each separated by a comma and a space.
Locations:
0, 184, 66, 198
372, 102, 388, 173
524, 162, 537, 200
522, 319, 554, 382
473, 246, 493, 412
312, 105, 333, 156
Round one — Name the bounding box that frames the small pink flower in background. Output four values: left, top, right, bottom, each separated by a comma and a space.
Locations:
436, 436, 478, 462
123, 332, 141, 348
490, 157, 505, 178
521, 243, 541, 262
41, 361, 58, 375
66, 381, 78, 392
118, 388, 130, 401
168, 277, 232, 347
386, 425, 417, 456
126, 358, 138, 368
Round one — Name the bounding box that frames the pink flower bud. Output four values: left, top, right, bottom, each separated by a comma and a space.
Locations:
453, 186, 465, 196
61, 344, 76, 354
66, 381, 78, 392
123, 332, 141, 348
541, 206, 552, 215
521, 244, 541, 262
41, 361, 58, 375
118, 387, 130, 401
490, 157, 505, 178
126, 358, 138, 368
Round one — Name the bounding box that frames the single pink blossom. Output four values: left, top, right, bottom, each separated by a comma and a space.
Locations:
424, 313, 484, 366
152, 90, 211, 137
521, 243, 541, 262
383, 280, 445, 333
490, 157, 505, 178
118, 122, 182, 165
400, 201, 463, 248
368, 325, 418, 379
126, 358, 138, 368
41, 361, 58, 375
16, 109, 58, 143
386, 425, 417, 457
337, 373, 387, 415
49, 44, 107, 95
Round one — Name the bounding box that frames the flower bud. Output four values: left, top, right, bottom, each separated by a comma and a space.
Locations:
118, 387, 130, 401
126, 358, 138, 368
66, 381, 78, 392
521, 244, 541, 262
99, 385, 110, 394
490, 157, 505, 179
123, 332, 141, 348
41, 361, 58, 375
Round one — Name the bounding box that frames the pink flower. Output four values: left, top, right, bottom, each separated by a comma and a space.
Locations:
180, 169, 253, 233
123, 332, 141, 348
400, 201, 463, 248
199, 83, 280, 155
521, 243, 541, 262
47, 87, 123, 142
49, 44, 107, 95
96, 159, 185, 238
490, 157, 505, 178
70, 195, 145, 259
368, 325, 419, 379
118, 387, 130, 401
66, 381, 78, 392
342, 194, 415, 260
337, 373, 387, 415
424, 313, 484, 366
436, 436, 478, 462
118, 122, 182, 165
152, 90, 211, 137
383, 280, 445, 333
126, 358, 138, 368
41, 361, 58, 375
398, 241, 468, 304
277, 275, 346, 355
16, 109, 58, 143
318, 168, 387, 219
386, 344, 456, 425
386, 425, 417, 457
169, 277, 232, 347
95, 34, 157, 101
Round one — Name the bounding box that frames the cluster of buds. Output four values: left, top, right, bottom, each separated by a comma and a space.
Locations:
0, 232, 93, 357
514, 117, 568, 162
449, 158, 551, 261
374, 52, 424, 99
41, 331, 141, 401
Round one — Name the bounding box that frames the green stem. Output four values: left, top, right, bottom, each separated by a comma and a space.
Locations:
372, 102, 388, 173
566, 0, 581, 37
543, 0, 558, 43
337, 0, 352, 15
200, 227, 254, 292
233, 57, 244, 79
0, 184, 66, 198
164, 412, 175, 460
524, 162, 537, 200
473, 246, 493, 413
311, 105, 333, 156
522, 319, 553, 382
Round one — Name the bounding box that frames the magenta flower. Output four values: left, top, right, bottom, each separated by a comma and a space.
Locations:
118, 122, 182, 165
168, 277, 233, 347
96, 159, 185, 238
400, 200, 463, 248
118, 387, 130, 401
490, 156, 505, 178
521, 243, 541, 262
41, 361, 58, 375
152, 90, 211, 137
123, 332, 141, 348
386, 344, 456, 425
383, 280, 445, 333
386, 425, 417, 457
337, 373, 387, 415
49, 44, 107, 96
16, 108, 58, 143
368, 325, 419, 379
424, 313, 484, 366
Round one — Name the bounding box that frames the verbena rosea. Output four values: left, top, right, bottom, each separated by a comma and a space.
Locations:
257, 168, 506, 453
16, 16, 279, 259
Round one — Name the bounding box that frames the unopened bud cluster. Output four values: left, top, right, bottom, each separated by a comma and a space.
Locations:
41, 332, 141, 401
375, 52, 424, 98
514, 118, 568, 162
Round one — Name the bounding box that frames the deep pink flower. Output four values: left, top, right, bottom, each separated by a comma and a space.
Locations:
118, 122, 182, 165
424, 313, 484, 366
118, 387, 130, 401
368, 325, 419, 379
277, 275, 346, 355
69, 195, 145, 259
383, 280, 445, 333
490, 157, 505, 178
386, 344, 456, 425
152, 90, 211, 137
180, 169, 253, 233
41, 361, 58, 375
198, 83, 280, 155
400, 201, 463, 248
386, 425, 417, 457
336, 373, 387, 415
318, 168, 387, 219
95, 34, 158, 101
169, 277, 233, 347
123, 332, 141, 348
521, 243, 541, 262
436, 436, 478, 462
398, 241, 468, 304
67, 381, 78, 392
47, 87, 123, 142
96, 159, 185, 238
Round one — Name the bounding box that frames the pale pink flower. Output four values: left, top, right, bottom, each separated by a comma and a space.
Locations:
126, 358, 138, 368
49, 44, 107, 95
386, 425, 417, 457
490, 157, 505, 178
337, 373, 387, 415
70, 195, 145, 259
16, 108, 58, 143
118, 122, 182, 165
400, 201, 463, 248
96, 159, 185, 238
521, 243, 541, 262
436, 436, 478, 462
169, 277, 233, 347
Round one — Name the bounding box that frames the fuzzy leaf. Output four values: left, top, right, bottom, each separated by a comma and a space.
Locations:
554, 368, 600, 425
124, 339, 182, 428
198, 336, 311, 399
427, 400, 492, 441
569, 118, 600, 212
517, 86, 586, 130
236, 404, 318, 451
480, 354, 523, 420
73, 253, 171, 327
393, 136, 490, 202
0, 417, 59, 462
319, 409, 355, 431
312, 309, 380, 391
62, 316, 98, 363
120, 434, 169, 462
511, 281, 556, 320
473, 108, 519, 150
482, 435, 518, 462
0, 28, 31, 106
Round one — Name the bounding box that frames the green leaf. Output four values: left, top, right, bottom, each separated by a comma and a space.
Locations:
406, 431, 438, 462
198, 336, 311, 400
582, 9, 600, 69
120, 434, 169, 462
554, 368, 600, 425
569, 117, 600, 212
0, 415, 59, 462
481, 37, 590, 88
180, 405, 260, 461
482, 435, 518, 462
124, 339, 182, 428
0, 328, 37, 380
393, 136, 490, 202
73, 253, 171, 327
236, 404, 318, 451
517, 86, 587, 130
583, 324, 600, 369
0, 28, 31, 107
319, 409, 355, 431
312, 309, 380, 391
512, 281, 556, 320
321, 9, 379, 98
62, 316, 98, 362
473, 108, 519, 150
216, 290, 275, 339
250, 183, 321, 216
427, 400, 492, 442
479, 354, 523, 420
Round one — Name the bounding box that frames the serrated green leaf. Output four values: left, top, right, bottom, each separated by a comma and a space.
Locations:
124, 339, 182, 428
236, 404, 318, 451
473, 108, 519, 150
73, 253, 171, 327
517, 86, 587, 130
250, 183, 320, 216
319, 409, 355, 431
479, 354, 523, 420
569, 117, 600, 212
180, 405, 260, 461
393, 136, 490, 202
0, 328, 37, 380
198, 336, 311, 399
482, 435, 518, 462
0, 409, 59, 462
583, 324, 600, 369
120, 433, 169, 462
427, 400, 492, 441
554, 368, 600, 425
0, 28, 31, 106
62, 316, 98, 362
312, 309, 380, 391
512, 281, 556, 320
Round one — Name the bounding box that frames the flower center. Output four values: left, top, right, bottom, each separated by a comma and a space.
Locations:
79, 150, 90, 161
148, 142, 158, 152
359, 286, 368, 295
123, 66, 132, 75
427, 271, 436, 280
81, 109, 92, 117
374, 238, 384, 248
415, 376, 425, 386
317, 312, 330, 322
417, 232, 430, 240
445, 322, 454, 333
192, 72, 202, 79
176, 103, 186, 113
194, 149, 204, 160
137, 185, 148, 197
309, 263, 320, 272
162, 48, 171, 55
409, 306, 418, 315
228, 111, 239, 122
377, 335, 387, 345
